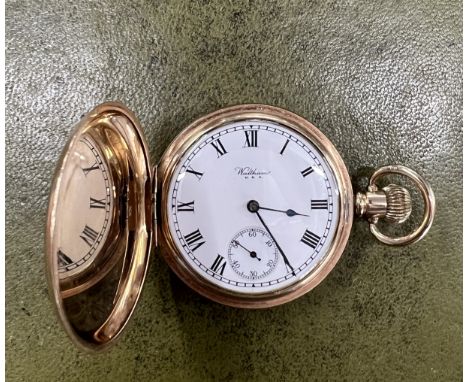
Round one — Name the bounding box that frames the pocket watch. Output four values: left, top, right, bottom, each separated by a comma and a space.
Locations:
45, 102, 435, 351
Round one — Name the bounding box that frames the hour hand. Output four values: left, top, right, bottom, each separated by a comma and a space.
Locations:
247, 200, 309, 217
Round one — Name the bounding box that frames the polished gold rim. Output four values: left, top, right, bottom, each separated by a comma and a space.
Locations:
157, 104, 354, 308
45, 102, 153, 351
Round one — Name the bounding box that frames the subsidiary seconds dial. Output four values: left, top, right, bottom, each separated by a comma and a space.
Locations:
228, 227, 279, 280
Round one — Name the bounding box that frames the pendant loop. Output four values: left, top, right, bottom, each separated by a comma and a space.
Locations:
355, 165, 435, 246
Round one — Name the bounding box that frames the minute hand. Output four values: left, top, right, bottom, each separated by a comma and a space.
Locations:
254, 211, 295, 276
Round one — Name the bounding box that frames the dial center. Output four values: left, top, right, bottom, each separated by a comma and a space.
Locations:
247, 200, 260, 213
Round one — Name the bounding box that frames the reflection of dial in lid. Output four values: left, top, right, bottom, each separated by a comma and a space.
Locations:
228, 227, 279, 280
57, 136, 113, 279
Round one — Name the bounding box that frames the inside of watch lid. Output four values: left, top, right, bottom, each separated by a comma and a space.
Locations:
45, 103, 152, 351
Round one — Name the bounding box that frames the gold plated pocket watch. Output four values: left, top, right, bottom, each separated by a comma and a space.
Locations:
45, 102, 435, 351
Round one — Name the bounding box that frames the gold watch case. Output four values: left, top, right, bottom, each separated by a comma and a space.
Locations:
157, 104, 354, 308
45, 101, 434, 351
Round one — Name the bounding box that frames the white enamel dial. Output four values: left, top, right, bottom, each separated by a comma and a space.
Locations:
167, 119, 340, 294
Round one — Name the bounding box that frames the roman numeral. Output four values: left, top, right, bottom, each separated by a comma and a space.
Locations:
177, 200, 195, 212
186, 166, 203, 180
210, 254, 227, 275
90, 197, 107, 209
184, 229, 205, 252
82, 161, 100, 175
211, 139, 228, 158
80, 225, 99, 247
301, 166, 314, 177
57, 249, 73, 267
244, 130, 258, 147
300, 229, 321, 249
280, 139, 289, 155
311, 199, 328, 209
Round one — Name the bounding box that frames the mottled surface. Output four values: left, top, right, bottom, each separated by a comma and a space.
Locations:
6, 0, 462, 381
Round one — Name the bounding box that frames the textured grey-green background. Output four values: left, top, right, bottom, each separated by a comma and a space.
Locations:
6, 1, 462, 381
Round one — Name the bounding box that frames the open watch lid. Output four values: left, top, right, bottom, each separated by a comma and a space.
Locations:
45, 102, 154, 351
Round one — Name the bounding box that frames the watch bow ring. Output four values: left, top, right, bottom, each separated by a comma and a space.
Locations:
355, 165, 436, 246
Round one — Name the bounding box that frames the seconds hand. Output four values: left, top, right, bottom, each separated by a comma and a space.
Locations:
247, 200, 296, 276
234, 240, 261, 261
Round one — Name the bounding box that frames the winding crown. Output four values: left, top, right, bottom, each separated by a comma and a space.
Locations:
382, 184, 412, 224
355, 184, 412, 224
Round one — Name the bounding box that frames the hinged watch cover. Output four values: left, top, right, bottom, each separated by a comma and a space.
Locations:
45, 102, 154, 351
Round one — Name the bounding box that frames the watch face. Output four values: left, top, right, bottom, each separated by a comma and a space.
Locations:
166, 118, 341, 295
55, 135, 114, 281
